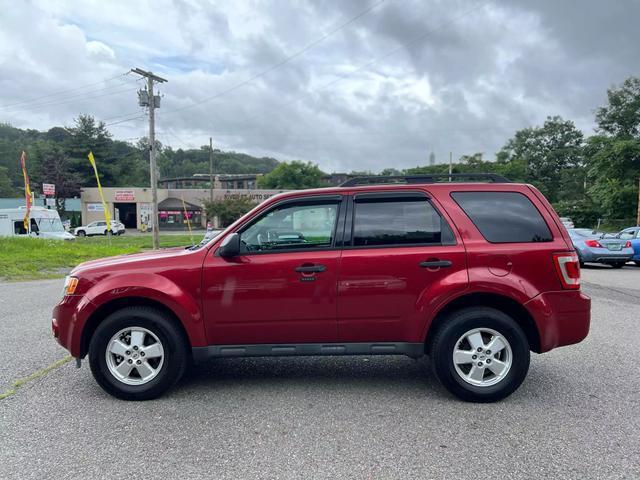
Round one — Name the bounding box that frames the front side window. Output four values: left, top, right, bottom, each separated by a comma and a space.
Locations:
451, 191, 553, 243
352, 197, 453, 247
240, 201, 339, 252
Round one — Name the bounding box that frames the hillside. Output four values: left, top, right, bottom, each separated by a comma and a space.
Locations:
0, 117, 280, 197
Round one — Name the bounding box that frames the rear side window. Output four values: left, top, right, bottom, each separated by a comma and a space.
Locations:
352, 197, 455, 247
451, 191, 552, 243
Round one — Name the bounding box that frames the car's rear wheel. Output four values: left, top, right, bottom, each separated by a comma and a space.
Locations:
611, 261, 625, 269
89, 306, 189, 400
430, 307, 530, 402
77, 230, 86, 237
635, 261, 640, 267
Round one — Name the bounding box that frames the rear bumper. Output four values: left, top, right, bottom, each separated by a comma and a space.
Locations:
524, 290, 591, 353
580, 248, 633, 263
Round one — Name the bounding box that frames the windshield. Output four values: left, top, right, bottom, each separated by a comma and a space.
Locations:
36, 218, 65, 233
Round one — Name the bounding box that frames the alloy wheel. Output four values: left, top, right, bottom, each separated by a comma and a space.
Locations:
452, 327, 512, 387
105, 327, 165, 385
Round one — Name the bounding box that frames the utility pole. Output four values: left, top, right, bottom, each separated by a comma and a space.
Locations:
449, 151, 453, 181
209, 137, 214, 203
131, 68, 167, 249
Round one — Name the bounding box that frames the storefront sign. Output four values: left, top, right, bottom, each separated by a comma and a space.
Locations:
87, 202, 104, 212
43, 183, 55, 196
115, 189, 135, 201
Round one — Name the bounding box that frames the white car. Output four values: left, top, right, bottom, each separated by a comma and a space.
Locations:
74, 220, 125, 237
559, 217, 574, 229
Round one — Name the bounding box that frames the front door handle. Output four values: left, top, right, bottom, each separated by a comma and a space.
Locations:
294, 264, 326, 273
419, 259, 452, 268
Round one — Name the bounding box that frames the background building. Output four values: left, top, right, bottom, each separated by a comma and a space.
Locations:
80, 186, 283, 230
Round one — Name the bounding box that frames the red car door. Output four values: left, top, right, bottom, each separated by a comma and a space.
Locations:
336, 192, 468, 343
201, 195, 345, 345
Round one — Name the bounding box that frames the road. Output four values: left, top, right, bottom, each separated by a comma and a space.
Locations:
1, 265, 639, 479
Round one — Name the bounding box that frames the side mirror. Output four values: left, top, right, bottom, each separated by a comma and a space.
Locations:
218, 233, 240, 257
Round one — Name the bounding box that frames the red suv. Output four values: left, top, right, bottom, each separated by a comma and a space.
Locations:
52, 174, 590, 402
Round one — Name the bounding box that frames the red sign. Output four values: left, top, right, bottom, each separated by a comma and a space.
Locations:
43, 183, 55, 196
114, 189, 135, 201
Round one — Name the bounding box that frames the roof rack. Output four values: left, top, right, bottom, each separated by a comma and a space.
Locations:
339, 173, 511, 187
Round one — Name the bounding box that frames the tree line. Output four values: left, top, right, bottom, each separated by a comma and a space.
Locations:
0, 116, 279, 211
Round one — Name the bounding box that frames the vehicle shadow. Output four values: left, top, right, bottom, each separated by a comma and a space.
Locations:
178, 355, 450, 399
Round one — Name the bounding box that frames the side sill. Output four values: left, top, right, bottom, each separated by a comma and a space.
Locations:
192, 342, 425, 363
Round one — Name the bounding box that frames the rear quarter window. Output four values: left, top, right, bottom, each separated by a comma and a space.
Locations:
451, 191, 553, 243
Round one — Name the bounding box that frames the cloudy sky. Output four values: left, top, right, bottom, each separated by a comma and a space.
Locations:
0, 0, 638, 173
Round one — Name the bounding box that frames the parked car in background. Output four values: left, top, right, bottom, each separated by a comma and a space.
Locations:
74, 220, 125, 237
616, 227, 640, 266
568, 228, 633, 268
559, 217, 574, 229
53, 174, 591, 403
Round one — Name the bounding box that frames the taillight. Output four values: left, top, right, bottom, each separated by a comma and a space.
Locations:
553, 252, 581, 290
584, 239, 602, 248
625, 241, 632, 248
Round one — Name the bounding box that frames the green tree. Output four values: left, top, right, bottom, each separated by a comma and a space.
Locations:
257, 161, 325, 189
586, 77, 640, 222
203, 196, 256, 227
596, 77, 640, 139
35, 145, 82, 215
0, 166, 15, 196
499, 116, 584, 202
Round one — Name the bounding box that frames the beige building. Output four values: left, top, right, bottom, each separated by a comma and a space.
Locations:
80, 187, 284, 230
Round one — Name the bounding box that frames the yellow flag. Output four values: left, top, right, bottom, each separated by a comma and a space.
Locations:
88, 151, 111, 228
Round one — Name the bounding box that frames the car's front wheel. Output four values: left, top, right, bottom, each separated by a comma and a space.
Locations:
76, 230, 86, 237
88, 307, 189, 400
430, 307, 530, 402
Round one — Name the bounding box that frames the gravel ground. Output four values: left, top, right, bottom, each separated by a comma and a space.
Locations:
1, 265, 639, 479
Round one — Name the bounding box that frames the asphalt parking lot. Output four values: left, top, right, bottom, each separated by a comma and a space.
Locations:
1, 265, 639, 479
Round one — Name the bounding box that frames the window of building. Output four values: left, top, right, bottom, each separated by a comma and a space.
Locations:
451, 191, 553, 243
352, 197, 453, 247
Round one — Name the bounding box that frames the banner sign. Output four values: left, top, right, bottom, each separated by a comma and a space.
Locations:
87, 202, 104, 212
115, 189, 135, 201
45, 198, 56, 207
43, 183, 55, 196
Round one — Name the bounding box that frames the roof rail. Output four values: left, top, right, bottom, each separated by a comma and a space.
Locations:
339, 173, 511, 187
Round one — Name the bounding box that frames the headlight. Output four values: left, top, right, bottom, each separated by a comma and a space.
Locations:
63, 276, 79, 296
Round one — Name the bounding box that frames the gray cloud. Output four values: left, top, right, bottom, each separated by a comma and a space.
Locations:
1, 0, 639, 173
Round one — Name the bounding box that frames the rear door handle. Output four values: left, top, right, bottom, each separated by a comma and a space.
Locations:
295, 264, 326, 273
419, 260, 452, 268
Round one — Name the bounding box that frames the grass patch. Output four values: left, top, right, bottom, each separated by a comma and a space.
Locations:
0, 234, 198, 281
0, 356, 72, 400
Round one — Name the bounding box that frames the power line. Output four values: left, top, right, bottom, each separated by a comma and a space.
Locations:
105, 114, 147, 127
0, 72, 131, 109
161, 0, 387, 116
0, 85, 138, 113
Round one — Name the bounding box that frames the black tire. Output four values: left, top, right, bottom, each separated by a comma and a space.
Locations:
430, 307, 530, 403
104, 229, 110, 236
77, 230, 86, 237
88, 306, 189, 400
635, 261, 640, 267
610, 262, 625, 269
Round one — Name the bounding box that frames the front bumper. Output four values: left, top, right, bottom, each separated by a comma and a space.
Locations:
52, 295, 94, 357
524, 290, 591, 353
